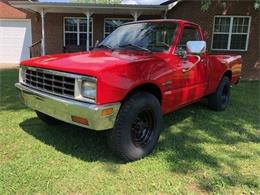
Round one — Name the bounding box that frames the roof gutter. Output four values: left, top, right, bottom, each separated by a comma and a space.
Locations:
9, 1, 167, 11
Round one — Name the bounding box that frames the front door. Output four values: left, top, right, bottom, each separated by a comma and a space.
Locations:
174, 25, 208, 104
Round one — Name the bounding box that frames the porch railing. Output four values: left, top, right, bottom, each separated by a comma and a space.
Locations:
29, 39, 42, 58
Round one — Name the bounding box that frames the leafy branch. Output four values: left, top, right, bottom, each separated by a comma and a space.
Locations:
200, 0, 260, 11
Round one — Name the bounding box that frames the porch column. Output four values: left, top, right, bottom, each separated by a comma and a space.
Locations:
40, 9, 46, 55
84, 11, 92, 51
164, 10, 168, 19
131, 11, 141, 21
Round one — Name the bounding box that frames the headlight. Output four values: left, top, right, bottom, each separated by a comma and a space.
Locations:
81, 80, 96, 101
19, 67, 26, 83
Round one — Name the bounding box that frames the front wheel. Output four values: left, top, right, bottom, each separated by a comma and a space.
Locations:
107, 92, 163, 162
208, 76, 231, 111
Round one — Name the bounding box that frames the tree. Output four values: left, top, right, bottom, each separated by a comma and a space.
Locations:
200, 0, 260, 11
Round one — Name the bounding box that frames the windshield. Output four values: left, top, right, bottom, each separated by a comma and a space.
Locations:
98, 22, 178, 52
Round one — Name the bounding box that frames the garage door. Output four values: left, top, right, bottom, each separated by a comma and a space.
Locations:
0, 19, 32, 64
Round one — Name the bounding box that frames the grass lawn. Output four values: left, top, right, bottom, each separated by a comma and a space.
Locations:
0, 68, 259, 194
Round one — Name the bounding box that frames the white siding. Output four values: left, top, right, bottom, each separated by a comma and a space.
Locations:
0, 19, 32, 64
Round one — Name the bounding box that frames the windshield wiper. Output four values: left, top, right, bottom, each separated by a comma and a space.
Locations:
96, 44, 113, 50
119, 43, 151, 53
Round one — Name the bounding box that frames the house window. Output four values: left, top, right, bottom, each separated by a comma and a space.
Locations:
104, 18, 133, 37
64, 18, 93, 48
212, 16, 251, 51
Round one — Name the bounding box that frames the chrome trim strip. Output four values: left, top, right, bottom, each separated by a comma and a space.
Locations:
15, 83, 121, 131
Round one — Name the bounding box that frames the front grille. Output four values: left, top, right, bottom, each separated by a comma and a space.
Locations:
24, 68, 75, 97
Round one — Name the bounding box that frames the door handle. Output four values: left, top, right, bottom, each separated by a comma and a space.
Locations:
182, 55, 202, 73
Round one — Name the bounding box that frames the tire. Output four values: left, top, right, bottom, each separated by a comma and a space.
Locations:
36, 111, 62, 125
107, 92, 163, 162
208, 76, 231, 111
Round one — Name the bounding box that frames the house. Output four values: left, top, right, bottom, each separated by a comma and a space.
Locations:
0, 0, 259, 79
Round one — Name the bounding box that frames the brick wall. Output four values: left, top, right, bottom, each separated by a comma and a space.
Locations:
167, 0, 260, 80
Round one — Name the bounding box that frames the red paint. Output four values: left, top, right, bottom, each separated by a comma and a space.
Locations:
20, 20, 242, 114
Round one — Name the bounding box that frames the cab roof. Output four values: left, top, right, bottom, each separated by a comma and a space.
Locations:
123, 19, 200, 27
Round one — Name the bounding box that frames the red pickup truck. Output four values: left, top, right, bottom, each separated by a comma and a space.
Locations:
16, 19, 242, 161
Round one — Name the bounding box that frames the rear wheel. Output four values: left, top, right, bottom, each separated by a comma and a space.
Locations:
208, 76, 231, 111
107, 92, 162, 162
36, 111, 62, 125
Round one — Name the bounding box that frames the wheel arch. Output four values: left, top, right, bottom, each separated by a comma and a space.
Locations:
123, 83, 162, 104
223, 70, 232, 81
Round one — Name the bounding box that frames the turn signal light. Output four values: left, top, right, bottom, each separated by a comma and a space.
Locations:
71, 116, 89, 125
101, 108, 113, 117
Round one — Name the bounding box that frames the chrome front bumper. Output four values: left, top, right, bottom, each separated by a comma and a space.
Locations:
15, 83, 121, 131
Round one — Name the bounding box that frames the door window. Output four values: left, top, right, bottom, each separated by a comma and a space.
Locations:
177, 27, 201, 50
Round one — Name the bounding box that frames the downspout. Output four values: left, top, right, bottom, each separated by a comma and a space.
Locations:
164, 8, 168, 19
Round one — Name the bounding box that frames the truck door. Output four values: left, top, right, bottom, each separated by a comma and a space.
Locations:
175, 25, 208, 103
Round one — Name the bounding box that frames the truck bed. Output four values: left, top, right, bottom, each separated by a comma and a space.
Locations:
205, 54, 242, 94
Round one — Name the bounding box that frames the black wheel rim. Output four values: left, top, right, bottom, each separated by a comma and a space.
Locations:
221, 84, 230, 105
131, 108, 154, 147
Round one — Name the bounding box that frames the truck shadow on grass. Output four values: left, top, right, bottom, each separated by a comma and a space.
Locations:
18, 102, 212, 163
19, 117, 121, 163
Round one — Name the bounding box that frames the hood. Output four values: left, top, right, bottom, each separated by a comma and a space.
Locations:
21, 50, 155, 77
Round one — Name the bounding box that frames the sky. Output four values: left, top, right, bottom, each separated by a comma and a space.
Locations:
40, 0, 167, 5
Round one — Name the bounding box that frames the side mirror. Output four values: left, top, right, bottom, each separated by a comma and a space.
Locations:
186, 41, 206, 55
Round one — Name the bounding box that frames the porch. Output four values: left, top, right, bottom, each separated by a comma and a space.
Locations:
10, 1, 176, 57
